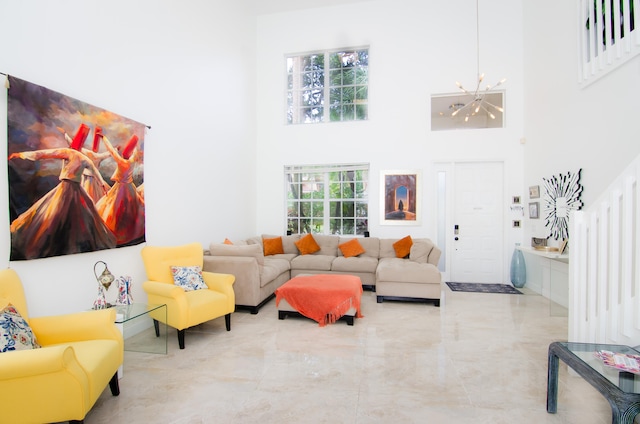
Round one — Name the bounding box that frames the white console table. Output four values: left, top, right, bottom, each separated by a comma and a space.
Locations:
517, 246, 569, 310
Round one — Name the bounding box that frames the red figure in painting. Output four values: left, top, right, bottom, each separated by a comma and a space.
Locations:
96, 133, 145, 246
8, 123, 117, 260
57, 126, 111, 203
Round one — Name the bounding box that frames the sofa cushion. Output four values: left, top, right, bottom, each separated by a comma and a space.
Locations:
171, 266, 209, 291
393, 236, 413, 258
263, 236, 285, 256
409, 239, 434, 264
377, 258, 441, 284
312, 234, 340, 256
260, 258, 291, 288
338, 238, 365, 258
209, 243, 264, 266
290, 254, 335, 271
295, 234, 321, 255
261, 234, 301, 254
339, 237, 380, 258
0, 303, 41, 352
331, 256, 378, 273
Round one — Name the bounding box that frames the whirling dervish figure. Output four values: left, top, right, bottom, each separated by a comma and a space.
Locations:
9, 123, 117, 260
96, 132, 145, 246
58, 125, 111, 204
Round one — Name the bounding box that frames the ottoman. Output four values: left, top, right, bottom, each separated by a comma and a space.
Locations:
275, 274, 363, 326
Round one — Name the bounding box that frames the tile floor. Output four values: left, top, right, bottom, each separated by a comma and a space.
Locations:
85, 285, 616, 424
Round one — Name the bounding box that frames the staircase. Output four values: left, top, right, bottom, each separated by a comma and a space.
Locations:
570, 154, 640, 345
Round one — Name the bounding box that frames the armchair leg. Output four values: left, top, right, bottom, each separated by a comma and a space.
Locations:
109, 372, 120, 396
178, 329, 185, 349
70, 420, 84, 424
225, 313, 231, 331
153, 319, 160, 337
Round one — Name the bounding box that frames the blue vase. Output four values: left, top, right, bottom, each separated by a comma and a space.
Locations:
510, 244, 526, 288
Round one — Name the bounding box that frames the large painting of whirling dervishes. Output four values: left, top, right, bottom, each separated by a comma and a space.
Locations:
6, 75, 146, 260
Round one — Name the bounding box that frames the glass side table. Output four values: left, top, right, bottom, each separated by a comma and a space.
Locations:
114, 303, 167, 355
547, 341, 640, 424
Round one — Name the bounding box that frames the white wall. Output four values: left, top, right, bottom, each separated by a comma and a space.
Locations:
522, 0, 640, 243
0, 0, 257, 316
255, 0, 526, 281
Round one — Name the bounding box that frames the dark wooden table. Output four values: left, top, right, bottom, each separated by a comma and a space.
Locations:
547, 341, 640, 423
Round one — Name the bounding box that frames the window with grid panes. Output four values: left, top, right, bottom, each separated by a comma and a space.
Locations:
285, 163, 369, 235
286, 48, 369, 124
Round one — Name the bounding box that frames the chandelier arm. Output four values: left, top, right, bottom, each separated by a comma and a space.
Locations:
479, 104, 496, 119
451, 101, 474, 117
482, 99, 503, 112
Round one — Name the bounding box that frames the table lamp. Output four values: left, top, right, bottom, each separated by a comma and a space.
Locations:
92, 261, 115, 309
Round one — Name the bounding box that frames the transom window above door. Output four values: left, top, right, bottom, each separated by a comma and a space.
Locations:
286, 48, 369, 124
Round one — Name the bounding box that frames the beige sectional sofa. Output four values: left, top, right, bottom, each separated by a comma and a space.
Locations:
203, 234, 442, 314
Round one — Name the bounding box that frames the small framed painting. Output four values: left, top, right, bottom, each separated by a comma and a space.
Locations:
529, 185, 540, 198
529, 202, 540, 219
380, 170, 421, 225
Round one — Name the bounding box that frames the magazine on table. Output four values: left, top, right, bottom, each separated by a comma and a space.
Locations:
594, 350, 640, 374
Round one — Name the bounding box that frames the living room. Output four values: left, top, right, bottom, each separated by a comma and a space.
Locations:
0, 0, 638, 421
1, 0, 638, 316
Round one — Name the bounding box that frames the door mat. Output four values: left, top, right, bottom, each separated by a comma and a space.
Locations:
446, 282, 523, 295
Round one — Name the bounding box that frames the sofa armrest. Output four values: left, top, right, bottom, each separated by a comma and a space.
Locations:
29, 308, 122, 347
203, 256, 262, 306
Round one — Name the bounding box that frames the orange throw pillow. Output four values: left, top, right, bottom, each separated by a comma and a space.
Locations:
263, 236, 284, 255
339, 239, 366, 258
223, 238, 233, 245
393, 235, 413, 258
295, 233, 321, 255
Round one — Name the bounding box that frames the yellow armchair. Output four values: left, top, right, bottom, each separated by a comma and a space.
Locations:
0, 268, 123, 424
141, 242, 235, 349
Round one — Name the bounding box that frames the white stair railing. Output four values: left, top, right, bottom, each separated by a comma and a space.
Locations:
579, 0, 640, 86
569, 154, 640, 345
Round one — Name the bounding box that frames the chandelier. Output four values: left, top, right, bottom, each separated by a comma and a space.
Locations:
451, 0, 506, 122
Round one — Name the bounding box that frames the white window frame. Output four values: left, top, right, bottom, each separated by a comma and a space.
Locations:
284, 163, 369, 235
286, 47, 369, 124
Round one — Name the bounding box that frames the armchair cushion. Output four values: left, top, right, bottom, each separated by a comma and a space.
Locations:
0, 303, 40, 352
170, 265, 208, 291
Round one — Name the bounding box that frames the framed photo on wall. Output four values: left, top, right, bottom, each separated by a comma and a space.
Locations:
380, 170, 421, 225
529, 185, 540, 198
529, 202, 540, 219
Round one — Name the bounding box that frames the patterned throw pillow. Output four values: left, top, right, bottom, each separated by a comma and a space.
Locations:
393, 235, 413, 258
0, 304, 41, 353
339, 239, 366, 258
263, 237, 285, 256
170, 266, 208, 291
295, 233, 321, 255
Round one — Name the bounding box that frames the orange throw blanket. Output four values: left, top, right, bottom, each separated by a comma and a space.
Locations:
275, 274, 363, 327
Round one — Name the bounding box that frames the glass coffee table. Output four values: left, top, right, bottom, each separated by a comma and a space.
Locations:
114, 303, 167, 355
547, 341, 640, 424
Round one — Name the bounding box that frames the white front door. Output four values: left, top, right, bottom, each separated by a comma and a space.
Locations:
436, 162, 504, 284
